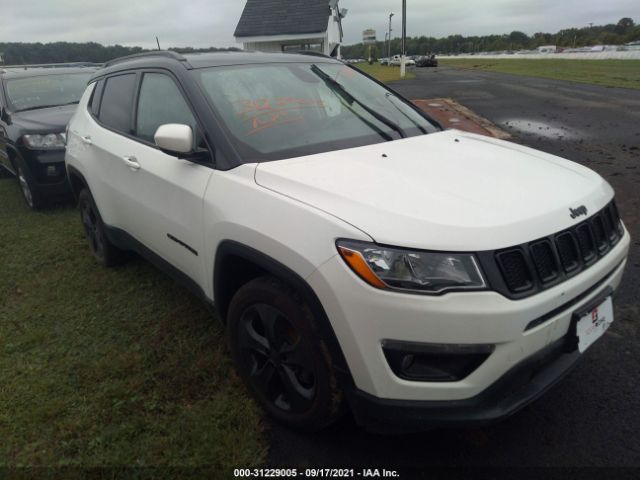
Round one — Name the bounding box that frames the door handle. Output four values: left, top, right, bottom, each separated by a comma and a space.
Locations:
81, 135, 92, 145
122, 155, 141, 171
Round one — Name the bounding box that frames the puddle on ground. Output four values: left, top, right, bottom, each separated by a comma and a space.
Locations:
502, 119, 580, 140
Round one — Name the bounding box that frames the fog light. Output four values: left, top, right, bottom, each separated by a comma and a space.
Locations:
382, 340, 494, 382
401, 354, 415, 370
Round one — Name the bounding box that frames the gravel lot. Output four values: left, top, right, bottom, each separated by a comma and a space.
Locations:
267, 67, 640, 469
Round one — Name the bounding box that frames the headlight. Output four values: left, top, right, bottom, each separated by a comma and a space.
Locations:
22, 133, 66, 149
336, 240, 487, 294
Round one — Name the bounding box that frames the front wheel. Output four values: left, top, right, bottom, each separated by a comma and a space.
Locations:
227, 276, 343, 431
14, 158, 43, 210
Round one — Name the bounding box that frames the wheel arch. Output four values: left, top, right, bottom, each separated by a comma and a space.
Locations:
66, 165, 89, 202
6, 145, 20, 171
214, 240, 354, 383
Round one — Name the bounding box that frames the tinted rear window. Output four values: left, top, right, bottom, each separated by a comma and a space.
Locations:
99, 74, 136, 133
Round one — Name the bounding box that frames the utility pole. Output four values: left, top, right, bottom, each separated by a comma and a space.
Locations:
387, 12, 394, 64
400, 0, 407, 78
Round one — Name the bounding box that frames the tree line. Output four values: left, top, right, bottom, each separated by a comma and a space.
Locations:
1, 18, 637, 64
0, 42, 240, 65
342, 17, 639, 59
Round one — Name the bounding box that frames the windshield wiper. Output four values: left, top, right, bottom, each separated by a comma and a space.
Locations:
384, 93, 428, 135
15, 101, 79, 112
310, 65, 407, 139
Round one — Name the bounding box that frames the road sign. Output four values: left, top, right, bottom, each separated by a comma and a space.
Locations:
363, 29, 377, 45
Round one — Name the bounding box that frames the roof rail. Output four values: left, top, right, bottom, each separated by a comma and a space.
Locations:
291, 51, 335, 59
0, 62, 102, 71
104, 50, 186, 67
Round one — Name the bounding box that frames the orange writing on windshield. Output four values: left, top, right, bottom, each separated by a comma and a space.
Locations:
236, 97, 325, 136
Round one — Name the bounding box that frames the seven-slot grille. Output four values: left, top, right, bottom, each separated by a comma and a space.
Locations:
496, 201, 623, 295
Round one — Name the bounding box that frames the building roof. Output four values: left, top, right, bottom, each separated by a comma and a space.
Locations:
234, 0, 331, 38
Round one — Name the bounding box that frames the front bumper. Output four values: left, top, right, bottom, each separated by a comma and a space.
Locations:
20, 147, 71, 199
307, 229, 630, 428
346, 334, 579, 432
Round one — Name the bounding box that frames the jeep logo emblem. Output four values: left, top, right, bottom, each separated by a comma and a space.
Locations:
570, 206, 588, 219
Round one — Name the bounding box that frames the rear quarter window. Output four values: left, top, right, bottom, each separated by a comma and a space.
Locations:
88, 80, 104, 117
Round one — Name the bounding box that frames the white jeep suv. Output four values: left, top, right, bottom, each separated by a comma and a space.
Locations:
65, 51, 630, 432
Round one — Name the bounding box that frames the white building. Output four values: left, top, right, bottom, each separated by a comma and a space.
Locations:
234, 0, 347, 57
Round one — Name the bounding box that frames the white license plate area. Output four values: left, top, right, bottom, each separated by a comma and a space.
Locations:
576, 296, 614, 353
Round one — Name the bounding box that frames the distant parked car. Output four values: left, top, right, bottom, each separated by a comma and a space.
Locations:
0, 64, 97, 209
389, 55, 415, 67
416, 55, 438, 67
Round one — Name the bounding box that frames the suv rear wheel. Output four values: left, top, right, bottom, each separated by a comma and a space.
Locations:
78, 188, 123, 267
228, 276, 343, 431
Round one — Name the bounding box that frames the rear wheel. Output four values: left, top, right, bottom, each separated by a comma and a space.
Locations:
78, 188, 123, 267
228, 276, 343, 431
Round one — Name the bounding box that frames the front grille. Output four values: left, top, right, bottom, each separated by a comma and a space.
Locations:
555, 232, 580, 273
591, 215, 607, 253
529, 240, 559, 283
490, 200, 623, 298
575, 223, 596, 263
496, 250, 533, 292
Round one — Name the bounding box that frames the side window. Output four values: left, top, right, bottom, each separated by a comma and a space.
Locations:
98, 74, 136, 133
88, 80, 104, 117
135, 73, 198, 145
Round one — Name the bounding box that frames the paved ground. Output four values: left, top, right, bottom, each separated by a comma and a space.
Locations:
267, 67, 640, 468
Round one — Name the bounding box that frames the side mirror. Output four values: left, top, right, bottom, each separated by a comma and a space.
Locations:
154, 124, 193, 155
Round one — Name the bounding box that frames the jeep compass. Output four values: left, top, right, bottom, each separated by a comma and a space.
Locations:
65, 51, 630, 432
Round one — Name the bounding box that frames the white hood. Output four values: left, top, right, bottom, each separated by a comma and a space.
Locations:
255, 130, 614, 251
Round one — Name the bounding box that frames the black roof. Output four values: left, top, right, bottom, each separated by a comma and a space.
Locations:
182, 51, 338, 68
90, 51, 339, 81
234, 0, 331, 38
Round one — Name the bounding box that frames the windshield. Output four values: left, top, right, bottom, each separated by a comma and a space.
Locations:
5, 73, 92, 112
195, 62, 439, 162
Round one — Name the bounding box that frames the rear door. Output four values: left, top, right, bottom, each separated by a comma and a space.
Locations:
79, 73, 139, 230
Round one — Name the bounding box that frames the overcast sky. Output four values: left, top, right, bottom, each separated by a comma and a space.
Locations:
2, 0, 638, 48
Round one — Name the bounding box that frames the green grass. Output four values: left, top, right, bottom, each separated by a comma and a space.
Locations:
439, 58, 640, 90
354, 62, 416, 83
0, 178, 266, 474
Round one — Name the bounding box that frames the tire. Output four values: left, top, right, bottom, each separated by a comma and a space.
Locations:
14, 156, 44, 210
77, 188, 123, 267
228, 276, 343, 431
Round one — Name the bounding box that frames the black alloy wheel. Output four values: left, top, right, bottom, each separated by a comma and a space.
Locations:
228, 276, 343, 431
80, 193, 105, 260
78, 189, 122, 267
16, 165, 34, 208
238, 303, 316, 414
14, 157, 43, 209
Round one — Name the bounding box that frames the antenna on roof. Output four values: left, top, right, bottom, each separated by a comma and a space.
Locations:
156, 37, 161, 51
